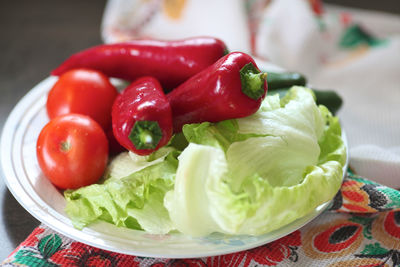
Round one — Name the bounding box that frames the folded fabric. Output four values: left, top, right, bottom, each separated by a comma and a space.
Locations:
101, 0, 251, 52
241, 1, 400, 188
101, 0, 400, 188
2, 171, 400, 266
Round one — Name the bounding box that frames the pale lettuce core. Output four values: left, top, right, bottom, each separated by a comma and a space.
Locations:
65, 86, 346, 236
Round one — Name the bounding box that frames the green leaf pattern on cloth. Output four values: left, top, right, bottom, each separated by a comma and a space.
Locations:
12, 234, 61, 267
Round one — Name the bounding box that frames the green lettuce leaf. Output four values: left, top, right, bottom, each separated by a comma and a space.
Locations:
64, 149, 179, 234
103, 147, 175, 180
164, 86, 346, 236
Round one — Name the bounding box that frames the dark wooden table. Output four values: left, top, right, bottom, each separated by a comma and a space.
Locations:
0, 0, 398, 260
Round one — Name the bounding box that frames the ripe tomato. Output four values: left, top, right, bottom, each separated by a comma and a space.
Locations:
47, 68, 118, 129
36, 114, 109, 190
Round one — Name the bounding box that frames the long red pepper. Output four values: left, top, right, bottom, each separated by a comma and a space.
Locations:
112, 77, 173, 155
52, 37, 227, 89
167, 52, 268, 132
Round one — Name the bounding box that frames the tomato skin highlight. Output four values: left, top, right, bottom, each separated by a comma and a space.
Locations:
46, 68, 118, 130
36, 114, 109, 190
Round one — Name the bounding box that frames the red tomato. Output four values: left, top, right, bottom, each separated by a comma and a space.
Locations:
47, 68, 118, 129
36, 114, 109, 189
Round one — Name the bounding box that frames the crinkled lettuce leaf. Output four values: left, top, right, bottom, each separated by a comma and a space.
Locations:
103, 147, 175, 180
164, 86, 346, 236
64, 148, 179, 234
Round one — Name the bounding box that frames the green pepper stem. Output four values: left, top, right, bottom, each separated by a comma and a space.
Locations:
240, 63, 267, 100
60, 141, 71, 152
223, 47, 230, 56
129, 121, 163, 150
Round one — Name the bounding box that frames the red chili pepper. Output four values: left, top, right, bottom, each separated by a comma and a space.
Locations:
167, 52, 268, 132
112, 77, 173, 155
51, 37, 228, 89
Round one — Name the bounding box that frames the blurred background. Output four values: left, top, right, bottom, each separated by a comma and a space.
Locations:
0, 0, 399, 259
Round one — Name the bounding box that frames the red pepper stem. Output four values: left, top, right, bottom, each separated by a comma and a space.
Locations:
240, 63, 267, 100
129, 121, 163, 150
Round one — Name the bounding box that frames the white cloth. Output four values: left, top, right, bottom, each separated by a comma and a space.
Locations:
101, 0, 251, 52
101, 0, 400, 187
255, 1, 400, 187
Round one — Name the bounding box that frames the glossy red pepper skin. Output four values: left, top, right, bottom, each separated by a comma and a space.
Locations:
51, 37, 227, 89
112, 77, 173, 155
167, 52, 268, 132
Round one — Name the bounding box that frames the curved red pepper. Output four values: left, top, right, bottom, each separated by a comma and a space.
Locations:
167, 52, 268, 132
112, 77, 173, 155
52, 37, 227, 89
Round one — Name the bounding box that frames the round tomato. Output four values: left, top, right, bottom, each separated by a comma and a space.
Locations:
36, 114, 109, 189
47, 68, 118, 129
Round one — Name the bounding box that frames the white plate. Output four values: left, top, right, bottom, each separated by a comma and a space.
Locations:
1, 76, 348, 259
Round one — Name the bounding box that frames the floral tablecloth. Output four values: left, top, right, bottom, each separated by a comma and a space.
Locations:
2, 171, 400, 266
